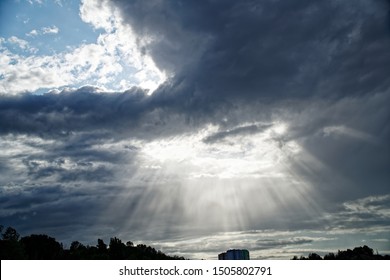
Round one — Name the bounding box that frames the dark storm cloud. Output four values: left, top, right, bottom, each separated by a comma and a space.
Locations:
0, 84, 218, 140
275, 92, 390, 202
0, 182, 136, 244
0, 86, 149, 136
0, 185, 65, 212
112, 0, 390, 103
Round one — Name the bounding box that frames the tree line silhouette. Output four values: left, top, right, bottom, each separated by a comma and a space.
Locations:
2, 225, 389, 260
292, 245, 390, 260
0, 225, 184, 260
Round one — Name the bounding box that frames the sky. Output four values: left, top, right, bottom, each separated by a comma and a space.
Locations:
0, 0, 389, 260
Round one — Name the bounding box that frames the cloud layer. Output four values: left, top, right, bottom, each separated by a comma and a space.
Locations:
0, 0, 389, 258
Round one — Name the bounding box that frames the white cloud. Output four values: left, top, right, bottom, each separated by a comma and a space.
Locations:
0, 0, 165, 95
27, 26, 59, 37
26, 29, 39, 37
0, 41, 124, 95
80, 0, 166, 92
27, 0, 43, 5
42, 25, 59, 35
8, 36, 30, 50
5, 36, 38, 54
79, 0, 117, 32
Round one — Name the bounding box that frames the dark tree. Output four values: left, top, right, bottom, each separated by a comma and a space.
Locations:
70, 241, 86, 251
67, 240, 87, 259
20, 234, 64, 259
0, 240, 26, 259
324, 252, 336, 260
2, 227, 20, 241
352, 245, 374, 259
0, 226, 26, 259
294, 245, 390, 260
97, 239, 107, 252
308, 253, 322, 260
109, 237, 126, 259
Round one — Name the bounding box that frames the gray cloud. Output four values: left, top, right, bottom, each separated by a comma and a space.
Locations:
254, 237, 314, 250
113, 0, 390, 102
0, 86, 149, 136
203, 124, 272, 143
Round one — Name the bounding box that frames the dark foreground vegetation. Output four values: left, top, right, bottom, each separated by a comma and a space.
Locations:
0, 225, 184, 260
2, 225, 389, 260
292, 245, 390, 260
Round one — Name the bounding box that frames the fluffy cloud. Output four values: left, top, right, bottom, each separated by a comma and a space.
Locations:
0, 0, 164, 95
27, 0, 44, 5
27, 25, 59, 36
7, 36, 31, 50
42, 26, 59, 35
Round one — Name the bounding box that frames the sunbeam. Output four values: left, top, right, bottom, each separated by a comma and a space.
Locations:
102, 121, 324, 246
